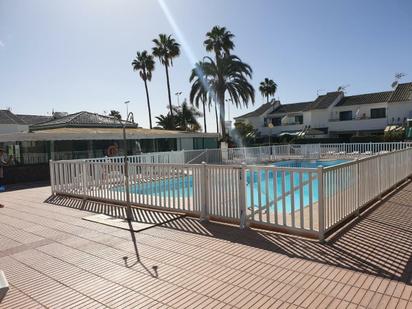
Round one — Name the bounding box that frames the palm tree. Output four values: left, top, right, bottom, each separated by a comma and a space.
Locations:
173, 99, 202, 132
259, 78, 277, 103
189, 62, 212, 133
204, 26, 235, 60
194, 55, 255, 140
203, 26, 247, 139
152, 34, 180, 118
155, 101, 201, 132
132, 50, 155, 129
155, 114, 176, 130
109, 110, 121, 120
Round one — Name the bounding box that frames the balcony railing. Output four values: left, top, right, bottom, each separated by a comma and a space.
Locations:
329, 117, 386, 122
264, 122, 304, 127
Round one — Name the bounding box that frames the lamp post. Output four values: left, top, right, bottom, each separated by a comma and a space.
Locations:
124, 100, 130, 117
175, 91, 182, 106
119, 111, 134, 221
225, 98, 232, 120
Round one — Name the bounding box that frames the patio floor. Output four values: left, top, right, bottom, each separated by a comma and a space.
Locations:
1, 181, 412, 308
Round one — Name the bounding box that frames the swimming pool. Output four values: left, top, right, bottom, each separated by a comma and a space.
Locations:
247, 159, 350, 213
273, 159, 349, 168
122, 159, 351, 213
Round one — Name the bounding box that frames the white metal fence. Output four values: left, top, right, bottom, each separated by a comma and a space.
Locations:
82, 142, 412, 166
321, 147, 412, 236
50, 143, 412, 241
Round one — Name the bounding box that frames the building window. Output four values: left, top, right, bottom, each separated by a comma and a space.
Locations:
272, 117, 282, 126
295, 115, 303, 124
339, 111, 353, 121
370, 108, 386, 119
264, 117, 282, 126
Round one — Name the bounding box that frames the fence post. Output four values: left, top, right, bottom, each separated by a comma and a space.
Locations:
200, 162, 209, 222
82, 160, 88, 203
356, 158, 360, 217
49, 160, 55, 195
317, 166, 325, 243
378, 154, 382, 199
239, 162, 247, 229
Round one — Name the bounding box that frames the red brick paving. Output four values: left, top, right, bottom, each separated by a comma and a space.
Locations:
1, 183, 412, 308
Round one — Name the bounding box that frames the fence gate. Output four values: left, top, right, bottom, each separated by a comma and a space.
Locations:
205, 165, 242, 222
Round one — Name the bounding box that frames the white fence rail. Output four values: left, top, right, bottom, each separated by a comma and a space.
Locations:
245, 165, 319, 234
321, 147, 412, 236
50, 143, 412, 241
81, 142, 412, 165
206, 164, 242, 222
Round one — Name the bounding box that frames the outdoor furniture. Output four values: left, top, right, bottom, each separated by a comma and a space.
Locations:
0, 270, 9, 303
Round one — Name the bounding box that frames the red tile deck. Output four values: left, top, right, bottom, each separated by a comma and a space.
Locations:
1, 182, 412, 308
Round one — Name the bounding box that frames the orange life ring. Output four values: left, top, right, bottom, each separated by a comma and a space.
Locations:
107, 145, 118, 157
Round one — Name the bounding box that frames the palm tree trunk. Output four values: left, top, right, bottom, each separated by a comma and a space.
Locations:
218, 92, 226, 140
143, 79, 153, 129
164, 64, 173, 117
202, 98, 207, 133
214, 102, 219, 135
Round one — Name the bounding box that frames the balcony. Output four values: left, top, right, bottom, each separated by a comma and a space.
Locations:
328, 117, 387, 132
260, 123, 305, 135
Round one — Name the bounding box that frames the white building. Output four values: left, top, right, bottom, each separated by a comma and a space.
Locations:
235, 82, 412, 138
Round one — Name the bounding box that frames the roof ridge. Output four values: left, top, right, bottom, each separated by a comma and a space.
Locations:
69, 111, 87, 124
345, 90, 393, 98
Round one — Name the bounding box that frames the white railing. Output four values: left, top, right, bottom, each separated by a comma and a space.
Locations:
50, 142, 412, 166
50, 144, 412, 241
86, 150, 185, 164
245, 165, 320, 235
206, 164, 242, 222
13, 142, 412, 166
321, 147, 412, 237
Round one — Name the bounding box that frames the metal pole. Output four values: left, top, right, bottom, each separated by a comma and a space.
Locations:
121, 112, 134, 221
317, 166, 325, 243
239, 162, 247, 229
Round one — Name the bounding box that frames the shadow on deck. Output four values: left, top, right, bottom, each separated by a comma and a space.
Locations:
45, 182, 412, 284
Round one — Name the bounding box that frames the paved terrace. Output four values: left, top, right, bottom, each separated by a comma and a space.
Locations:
1, 182, 412, 308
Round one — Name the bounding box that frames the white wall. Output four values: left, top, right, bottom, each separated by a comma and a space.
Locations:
387, 101, 412, 125
309, 110, 330, 128
328, 118, 387, 132
330, 102, 387, 121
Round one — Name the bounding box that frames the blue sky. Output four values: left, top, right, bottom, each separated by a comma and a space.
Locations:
1, 0, 411, 131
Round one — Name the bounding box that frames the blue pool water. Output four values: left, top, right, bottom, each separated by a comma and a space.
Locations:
123, 159, 350, 213
247, 159, 350, 212
273, 159, 349, 168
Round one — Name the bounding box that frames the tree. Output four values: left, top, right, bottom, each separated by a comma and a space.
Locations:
204, 26, 235, 59
155, 114, 176, 130
155, 101, 202, 132
152, 34, 180, 118
132, 50, 155, 129
259, 78, 277, 103
189, 61, 212, 133
109, 110, 121, 120
192, 55, 255, 140
201, 26, 254, 140
173, 99, 202, 132
234, 121, 257, 144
